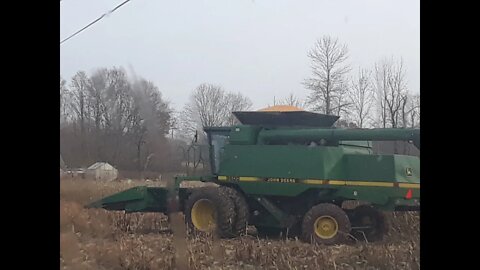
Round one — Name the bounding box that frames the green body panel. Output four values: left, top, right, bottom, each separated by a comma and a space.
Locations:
229, 126, 261, 145
343, 154, 420, 183
218, 145, 343, 179
331, 185, 420, 210
217, 145, 420, 185
340, 141, 374, 154
234, 181, 312, 197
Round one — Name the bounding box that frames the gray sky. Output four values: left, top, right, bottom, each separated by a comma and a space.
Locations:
60, 0, 419, 110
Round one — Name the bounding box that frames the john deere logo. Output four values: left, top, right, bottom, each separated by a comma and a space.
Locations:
406, 168, 413, 177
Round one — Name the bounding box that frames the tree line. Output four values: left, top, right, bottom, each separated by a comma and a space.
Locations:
60, 67, 178, 173
60, 68, 252, 172
301, 35, 420, 129
60, 35, 419, 173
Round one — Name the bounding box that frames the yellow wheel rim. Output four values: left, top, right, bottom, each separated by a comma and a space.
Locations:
191, 199, 216, 231
314, 216, 339, 239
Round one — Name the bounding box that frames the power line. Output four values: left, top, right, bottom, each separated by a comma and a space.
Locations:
60, 0, 132, 45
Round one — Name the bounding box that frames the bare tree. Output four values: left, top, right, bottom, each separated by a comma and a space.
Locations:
334, 81, 351, 118
180, 83, 252, 140
169, 110, 180, 139
400, 94, 409, 128
60, 76, 70, 124
60, 67, 175, 173
410, 93, 420, 128
373, 58, 409, 129
276, 93, 307, 108
225, 92, 253, 125
69, 71, 92, 164
192, 84, 229, 127
404, 93, 420, 128
373, 61, 389, 128
304, 36, 351, 115
385, 60, 408, 129
132, 79, 171, 135
373, 58, 410, 153
70, 71, 90, 134
86, 68, 129, 161
87, 69, 107, 134
397, 92, 420, 154
131, 78, 171, 174
180, 84, 224, 142
348, 68, 375, 128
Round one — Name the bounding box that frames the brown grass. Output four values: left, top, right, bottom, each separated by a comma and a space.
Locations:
60, 179, 420, 270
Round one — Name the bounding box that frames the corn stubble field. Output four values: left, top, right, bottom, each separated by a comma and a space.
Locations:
60, 178, 420, 270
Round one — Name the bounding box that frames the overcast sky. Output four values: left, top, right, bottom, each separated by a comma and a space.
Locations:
60, 0, 419, 110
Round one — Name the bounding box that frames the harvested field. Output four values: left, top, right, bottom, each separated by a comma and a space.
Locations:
60, 178, 420, 270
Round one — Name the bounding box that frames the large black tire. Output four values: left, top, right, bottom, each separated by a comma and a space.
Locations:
219, 186, 249, 236
302, 203, 351, 245
349, 205, 387, 242
184, 187, 235, 238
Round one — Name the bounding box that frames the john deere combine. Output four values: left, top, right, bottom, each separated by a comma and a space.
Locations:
87, 106, 420, 245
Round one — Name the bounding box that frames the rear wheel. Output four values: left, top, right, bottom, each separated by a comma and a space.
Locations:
184, 187, 235, 238
302, 203, 351, 245
349, 205, 387, 242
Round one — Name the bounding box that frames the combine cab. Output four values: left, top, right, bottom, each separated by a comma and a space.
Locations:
88, 106, 420, 245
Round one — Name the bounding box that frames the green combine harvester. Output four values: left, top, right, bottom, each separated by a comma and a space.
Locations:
87, 106, 420, 245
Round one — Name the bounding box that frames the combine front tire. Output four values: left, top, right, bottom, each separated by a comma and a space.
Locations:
219, 186, 249, 236
184, 187, 235, 238
349, 205, 387, 242
302, 203, 351, 245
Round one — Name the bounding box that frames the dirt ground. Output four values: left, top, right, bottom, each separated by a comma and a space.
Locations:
60, 178, 420, 270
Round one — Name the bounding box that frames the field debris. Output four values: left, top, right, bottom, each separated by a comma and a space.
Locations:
60, 179, 420, 270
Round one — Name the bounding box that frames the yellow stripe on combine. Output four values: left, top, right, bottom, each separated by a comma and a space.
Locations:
239, 177, 261, 182
302, 180, 419, 188
345, 181, 394, 187
303, 179, 324, 185
218, 176, 420, 189
329, 180, 347, 185
398, 183, 420, 189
